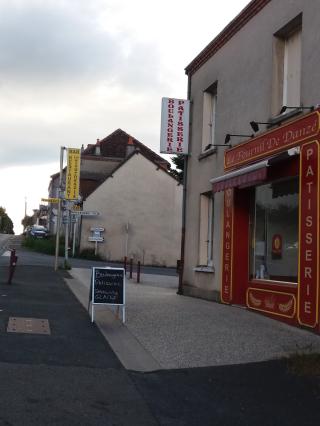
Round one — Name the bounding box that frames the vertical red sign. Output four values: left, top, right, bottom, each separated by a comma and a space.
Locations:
298, 141, 319, 328
221, 188, 234, 304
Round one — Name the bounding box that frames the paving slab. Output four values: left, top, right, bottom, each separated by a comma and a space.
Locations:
65, 271, 161, 373
68, 267, 320, 371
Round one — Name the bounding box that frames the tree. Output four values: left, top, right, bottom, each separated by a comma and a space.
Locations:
0, 207, 14, 234
21, 215, 34, 230
170, 154, 185, 182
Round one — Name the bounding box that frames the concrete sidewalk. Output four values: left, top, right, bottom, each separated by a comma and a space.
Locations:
66, 268, 320, 372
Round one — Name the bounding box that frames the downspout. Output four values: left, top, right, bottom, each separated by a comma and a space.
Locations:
177, 73, 191, 295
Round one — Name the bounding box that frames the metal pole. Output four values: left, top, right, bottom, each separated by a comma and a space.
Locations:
72, 217, 77, 257
54, 147, 65, 271
177, 155, 188, 295
177, 74, 192, 295
125, 221, 129, 257
129, 258, 133, 279
65, 203, 69, 263
137, 261, 141, 283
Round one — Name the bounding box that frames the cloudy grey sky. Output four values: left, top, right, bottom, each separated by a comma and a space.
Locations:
0, 0, 249, 231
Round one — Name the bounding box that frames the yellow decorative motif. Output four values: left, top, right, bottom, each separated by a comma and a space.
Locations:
278, 298, 293, 313
249, 292, 262, 307
264, 296, 275, 309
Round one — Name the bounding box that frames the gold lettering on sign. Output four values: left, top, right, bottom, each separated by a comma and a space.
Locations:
225, 111, 320, 170
298, 141, 319, 328
221, 189, 233, 303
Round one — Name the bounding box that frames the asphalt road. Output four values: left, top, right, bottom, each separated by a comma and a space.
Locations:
0, 236, 319, 425
0, 234, 178, 276
0, 265, 157, 426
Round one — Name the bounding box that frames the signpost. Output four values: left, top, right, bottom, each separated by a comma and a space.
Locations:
160, 97, 190, 295
89, 267, 126, 323
54, 146, 65, 271
88, 226, 104, 254
41, 198, 59, 203
88, 236, 104, 242
65, 148, 81, 200
54, 146, 81, 270
73, 211, 100, 216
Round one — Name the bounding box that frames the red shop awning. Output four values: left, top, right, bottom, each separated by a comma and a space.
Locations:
210, 160, 268, 193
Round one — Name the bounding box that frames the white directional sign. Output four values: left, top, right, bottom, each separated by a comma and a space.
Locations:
88, 236, 104, 242
74, 211, 100, 216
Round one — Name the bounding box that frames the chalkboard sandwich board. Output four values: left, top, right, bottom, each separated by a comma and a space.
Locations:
90, 267, 126, 323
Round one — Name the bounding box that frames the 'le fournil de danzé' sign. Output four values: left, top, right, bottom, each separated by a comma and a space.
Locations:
224, 110, 320, 171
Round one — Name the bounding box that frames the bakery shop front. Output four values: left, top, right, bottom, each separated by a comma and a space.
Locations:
211, 109, 320, 333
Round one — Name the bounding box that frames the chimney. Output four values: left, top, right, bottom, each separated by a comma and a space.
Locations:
126, 136, 135, 157
95, 139, 101, 156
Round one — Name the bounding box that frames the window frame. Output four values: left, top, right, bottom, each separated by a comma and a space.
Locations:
271, 14, 302, 117
201, 82, 218, 153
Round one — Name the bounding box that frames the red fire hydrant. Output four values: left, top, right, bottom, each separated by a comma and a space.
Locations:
8, 249, 18, 285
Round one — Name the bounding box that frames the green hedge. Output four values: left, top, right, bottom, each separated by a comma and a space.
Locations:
22, 236, 65, 256
76, 248, 103, 261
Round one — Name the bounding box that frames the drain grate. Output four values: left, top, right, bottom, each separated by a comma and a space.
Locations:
7, 317, 51, 335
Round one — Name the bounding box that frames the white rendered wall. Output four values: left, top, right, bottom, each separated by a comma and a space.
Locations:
80, 153, 182, 267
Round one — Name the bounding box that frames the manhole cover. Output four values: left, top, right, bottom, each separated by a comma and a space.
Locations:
7, 317, 51, 335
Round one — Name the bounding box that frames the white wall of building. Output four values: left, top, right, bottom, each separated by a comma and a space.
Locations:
80, 152, 182, 267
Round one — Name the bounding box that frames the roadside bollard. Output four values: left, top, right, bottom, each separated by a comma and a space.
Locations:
137, 261, 141, 283
129, 258, 133, 279
8, 249, 18, 285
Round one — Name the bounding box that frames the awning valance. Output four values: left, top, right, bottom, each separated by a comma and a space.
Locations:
210, 160, 268, 193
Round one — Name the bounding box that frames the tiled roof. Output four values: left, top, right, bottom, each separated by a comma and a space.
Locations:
49, 129, 172, 201
83, 129, 170, 170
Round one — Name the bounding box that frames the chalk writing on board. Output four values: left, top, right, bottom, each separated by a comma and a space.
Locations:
91, 267, 125, 305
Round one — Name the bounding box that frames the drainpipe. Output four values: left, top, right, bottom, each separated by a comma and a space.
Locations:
177, 74, 191, 295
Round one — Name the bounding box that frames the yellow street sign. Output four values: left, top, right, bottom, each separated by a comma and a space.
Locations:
66, 148, 81, 200
41, 198, 59, 203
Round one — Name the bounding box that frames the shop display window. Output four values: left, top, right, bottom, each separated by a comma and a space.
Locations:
250, 177, 299, 283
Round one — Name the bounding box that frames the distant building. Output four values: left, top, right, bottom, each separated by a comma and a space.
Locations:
182, 0, 320, 333
32, 205, 48, 227
48, 129, 182, 267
